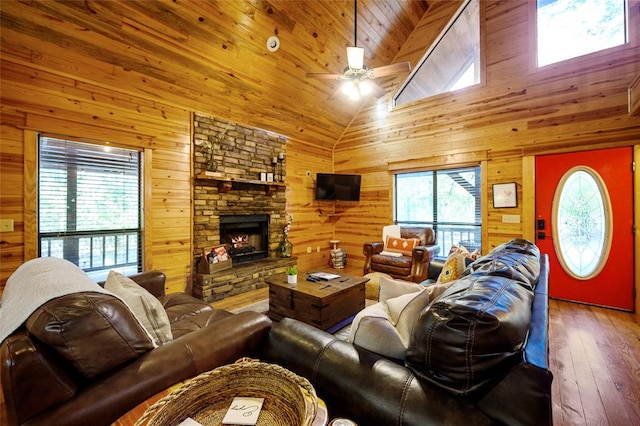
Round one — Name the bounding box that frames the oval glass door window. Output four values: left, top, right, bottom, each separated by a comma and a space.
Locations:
552, 166, 612, 280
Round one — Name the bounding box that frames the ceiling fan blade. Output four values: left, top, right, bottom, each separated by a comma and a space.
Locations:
306, 72, 342, 80
369, 62, 411, 78
370, 81, 387, 98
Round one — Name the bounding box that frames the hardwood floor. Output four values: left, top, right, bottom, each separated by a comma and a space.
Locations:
549, 299, 640, 425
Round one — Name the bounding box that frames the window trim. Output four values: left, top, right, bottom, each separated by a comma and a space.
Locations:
392, 164, 483, 255
25, 130, 151, 272
529, 0, 634, 73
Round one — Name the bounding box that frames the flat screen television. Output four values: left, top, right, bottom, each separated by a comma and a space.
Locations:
315, 173, 361, 201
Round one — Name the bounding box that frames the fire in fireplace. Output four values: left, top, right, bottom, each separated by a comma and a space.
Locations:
219, 214, 269, 264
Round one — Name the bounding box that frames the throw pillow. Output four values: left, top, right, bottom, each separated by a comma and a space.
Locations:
384, 236, 420, 255
348, 289, 430, 361
105, 270, 173, 346
378, 276, 422, 302
363, 272, 393, 301
436, 245, 480, 283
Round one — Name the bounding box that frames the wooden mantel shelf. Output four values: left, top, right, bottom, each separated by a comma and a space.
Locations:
196, 172, 285, 195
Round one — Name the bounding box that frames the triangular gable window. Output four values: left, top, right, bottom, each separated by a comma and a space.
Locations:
394, 0, 480, 107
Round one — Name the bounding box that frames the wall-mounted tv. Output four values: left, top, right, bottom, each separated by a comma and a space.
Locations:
315, 173, 361, 201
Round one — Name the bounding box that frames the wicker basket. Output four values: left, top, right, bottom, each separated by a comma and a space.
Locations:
135, 358, 317, 426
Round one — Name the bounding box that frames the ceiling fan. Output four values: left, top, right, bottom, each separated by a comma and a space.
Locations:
306, 0, 411, 100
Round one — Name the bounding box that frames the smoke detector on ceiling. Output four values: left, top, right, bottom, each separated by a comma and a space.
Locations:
267, 36, 280, 52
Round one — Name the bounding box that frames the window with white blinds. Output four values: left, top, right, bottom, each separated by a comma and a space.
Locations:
38, 135, 142, 281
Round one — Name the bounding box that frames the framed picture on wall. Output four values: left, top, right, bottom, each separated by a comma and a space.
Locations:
492, 182, 517, 208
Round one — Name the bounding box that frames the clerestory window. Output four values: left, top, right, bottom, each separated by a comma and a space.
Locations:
536, 0, 627, 67
394, 0, 480, 107
38, 135, 142, 281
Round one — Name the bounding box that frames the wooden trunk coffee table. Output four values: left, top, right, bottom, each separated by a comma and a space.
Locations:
267, 272, 368, 332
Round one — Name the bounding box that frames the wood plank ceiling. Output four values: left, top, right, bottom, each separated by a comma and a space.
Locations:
0, 0, 430, 148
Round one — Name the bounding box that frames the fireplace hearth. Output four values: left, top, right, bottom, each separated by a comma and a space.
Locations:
220, 214, 269, 264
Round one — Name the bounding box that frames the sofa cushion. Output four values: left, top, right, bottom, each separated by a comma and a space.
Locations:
25, 292, 155, 378
406, 239, 540, 396
105, 270, 173, 346
378, 276, 422, 302
348, 289, 430, 361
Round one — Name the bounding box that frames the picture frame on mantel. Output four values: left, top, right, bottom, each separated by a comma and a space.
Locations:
492, 182, 518, 208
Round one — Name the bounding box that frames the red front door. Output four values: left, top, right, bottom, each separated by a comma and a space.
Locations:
535, 147, 634, 311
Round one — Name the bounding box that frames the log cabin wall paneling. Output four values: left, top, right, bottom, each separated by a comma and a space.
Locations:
1, 0, 639, 303
0, 62, 193, 295
331, 1, 640, 275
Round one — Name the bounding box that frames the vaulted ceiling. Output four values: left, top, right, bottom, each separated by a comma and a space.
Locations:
0, 0, 431, 148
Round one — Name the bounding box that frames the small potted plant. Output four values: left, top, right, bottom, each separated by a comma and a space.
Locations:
286, 266, 298, 285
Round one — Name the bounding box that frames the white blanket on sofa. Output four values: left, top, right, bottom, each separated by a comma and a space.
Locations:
0, 257, 113, 343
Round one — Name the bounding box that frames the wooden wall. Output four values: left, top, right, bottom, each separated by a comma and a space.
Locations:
1, 0, 638, 303
331, 1, 640, 276
0, 62, 193, 295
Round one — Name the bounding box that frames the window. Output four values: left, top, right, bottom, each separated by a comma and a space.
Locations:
38, 136, 142, 281
394, 166, 481, 256
394, 0, 480, 106
537, 0, 627, 67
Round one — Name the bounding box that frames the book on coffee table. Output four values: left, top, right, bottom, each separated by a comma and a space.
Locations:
308, 272, 340, 281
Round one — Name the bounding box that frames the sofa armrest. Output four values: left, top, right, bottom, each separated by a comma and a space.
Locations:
128, 271, 167, 298
363, 241, 384, 256
363, 241, 384, 276
409, 245, 439, 282
263, 318, 491, 426
23, 311, 272, 426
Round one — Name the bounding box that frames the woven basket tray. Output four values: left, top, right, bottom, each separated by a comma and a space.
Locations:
135, 358, 317, 426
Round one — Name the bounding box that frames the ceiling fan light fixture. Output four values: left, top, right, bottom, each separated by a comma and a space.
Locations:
346, 46, 364, 70
341, 80, 355, 96
359, 80, 372, 96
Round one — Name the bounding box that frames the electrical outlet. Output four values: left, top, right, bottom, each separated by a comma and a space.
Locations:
306, 246, 312, 253
0, 219, 14, 232
316, 246, 320, 253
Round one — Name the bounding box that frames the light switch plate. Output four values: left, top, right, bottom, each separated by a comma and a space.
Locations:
502, 214, 520, 224
0, 219, 14, 232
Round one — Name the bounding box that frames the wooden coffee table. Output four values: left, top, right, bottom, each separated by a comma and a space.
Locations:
267, 272, 368, 332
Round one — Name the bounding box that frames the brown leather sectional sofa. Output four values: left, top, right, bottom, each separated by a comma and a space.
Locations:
2, 239, 551, 426
264, 239, 553, 425
0, 271, 272, 426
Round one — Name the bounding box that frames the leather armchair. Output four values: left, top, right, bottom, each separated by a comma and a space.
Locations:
363, 227, 439, 282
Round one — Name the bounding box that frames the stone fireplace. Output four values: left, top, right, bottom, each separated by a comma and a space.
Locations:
220, 214, 269, 264
192, 114, 294, 302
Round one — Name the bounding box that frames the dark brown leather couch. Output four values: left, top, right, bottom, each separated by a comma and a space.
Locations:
1, 271, 272, 426
265, 239, 553, 425
363, 227, 440, 282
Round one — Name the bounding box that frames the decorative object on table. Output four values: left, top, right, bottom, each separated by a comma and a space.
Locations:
277, 215, 294, 258
266, 172, 274, 182
271, 156, 278, 179
329, 239, 346, 269
492, 182, 518, 208
286, 266, 298, 285
260, 172, 267, 182
134, 358, 318, 426
277, 152, 285, 182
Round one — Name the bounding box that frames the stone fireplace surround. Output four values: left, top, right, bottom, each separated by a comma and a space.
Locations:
192, 114, 294, 303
